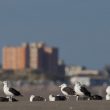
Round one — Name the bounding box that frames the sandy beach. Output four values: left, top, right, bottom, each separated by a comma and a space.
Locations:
0, 100, 110, 110
0, 83, 108, 110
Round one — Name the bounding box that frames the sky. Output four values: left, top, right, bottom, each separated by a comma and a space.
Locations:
0, 0, 110, 69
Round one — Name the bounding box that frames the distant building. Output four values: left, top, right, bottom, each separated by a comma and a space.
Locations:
65, 65, 110, 86
44, 46, 58, 73
57, 59, 65, 77
29, 42, 45, 71
30, 42, 58, 73
2, 42, 58, 74
70, 76, 110, 86
65, 65, 99, 76
2, 43, 29, 70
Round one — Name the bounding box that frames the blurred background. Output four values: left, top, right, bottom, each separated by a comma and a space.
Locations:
0, 0, 110, 97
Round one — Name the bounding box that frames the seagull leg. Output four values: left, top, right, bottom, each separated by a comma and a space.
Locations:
88, 97, 90, 100
8, 96, 12, 102
67, 96, 69, 101
76, 95, 79, 101
6, 96, 9, 98
9, 96, 13, 102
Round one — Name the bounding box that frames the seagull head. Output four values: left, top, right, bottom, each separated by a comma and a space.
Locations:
3, 81, 8, 85
30, 95, 35, 102
49, 94, 53, 98
30, 95, 35, 99
59, 83, 67, 88
74, 81, 81, 86
49, 94, 55, 101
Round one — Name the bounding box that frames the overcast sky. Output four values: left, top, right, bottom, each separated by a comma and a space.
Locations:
0, 0, 110, 69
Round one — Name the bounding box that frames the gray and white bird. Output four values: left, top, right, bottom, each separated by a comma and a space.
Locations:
59, 83, 75, 97
3, 81, 23, 101
106, 86, 110, 95
106, 94, 110, 100
74, 82, 91, 101
49, 94, 67, 101
30, 95, 46, 102
90, 95, 103, 100
106, 86, 110, 100
0, 97, 18, 102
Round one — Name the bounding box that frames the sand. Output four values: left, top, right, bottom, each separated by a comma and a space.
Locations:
0, 84, 108, 110
0, 101, 110, 110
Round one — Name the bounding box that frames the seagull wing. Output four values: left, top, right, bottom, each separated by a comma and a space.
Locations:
33, 96, 45, 101
9, 88, 22, 96
12, 98, 18, 102
80, 86, 91, 97
63, 87, 75, 95
90, 95, 103, 100
56, 96, 66, 100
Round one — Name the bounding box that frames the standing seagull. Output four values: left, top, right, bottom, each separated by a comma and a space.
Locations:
106, 86, 110, 95
59, 83, 75, 99
106, 86, 110, 100
74, 82, 91, 101
3, 81, 23, 101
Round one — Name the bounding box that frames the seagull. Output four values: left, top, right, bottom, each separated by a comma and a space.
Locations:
30, 95, 46, 102
59, 83, 75, 99
106, 86, 110, 100
90, 95, 103, 100
3, 81, 23, 101
74, 82, 91, 101
0, 97, 18, 102
106, 94, 110, 100
49, 94, 67, 101
106, 86, 110, 95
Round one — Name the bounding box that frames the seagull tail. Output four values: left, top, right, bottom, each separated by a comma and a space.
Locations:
20, 94, 23, 97
88, 93, 92, 99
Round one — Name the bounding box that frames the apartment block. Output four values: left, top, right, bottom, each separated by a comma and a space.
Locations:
2, 42, 58, 73
2, 43, 29, 70
44, 47, 58, 73
29, 42, 45, 71
29, 42, 58, 73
